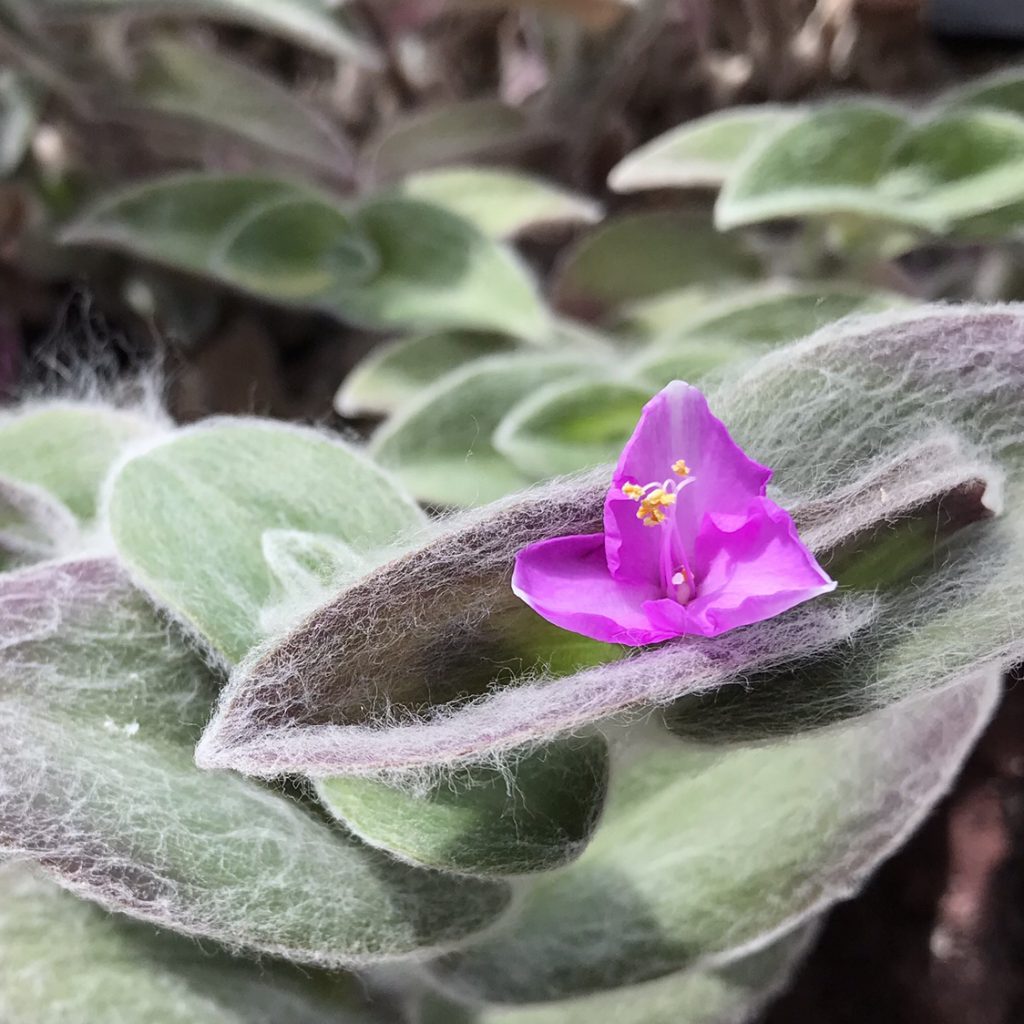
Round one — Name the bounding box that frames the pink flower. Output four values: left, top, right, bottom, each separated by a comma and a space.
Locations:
512, 381, 836, 646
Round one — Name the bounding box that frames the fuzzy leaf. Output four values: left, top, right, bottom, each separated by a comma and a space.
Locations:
336, 331, 522, 418
401, 167, 601, 238
337, 198, 548, 340
196, 304, 1024, 780
196, 466, 873, 777
368, 100, 534, 182
37, 0, 380, 66
650, 283, 908, 346
608, 105, 793, 192
106, 419, 425, 663
878, 108, 1024, 226
628, 338, 759, 390
613, 287, 725, 338
433, 671, 999, 1001
715, 102, 933, 231
551, 210, 758, 319
0, 866, 387, 1024
0, 477, 78, 568
0, 559, 510, 963
0, 402, 159, 521
370, 353, 595, 505
318, 735, 609, 876
130, 37, 354, 176
423, 929, 813, 1024
493, 378, 652, 478
62, 174, 547, 338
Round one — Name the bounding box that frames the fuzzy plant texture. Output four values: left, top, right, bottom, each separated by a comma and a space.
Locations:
1, 303, 1024, 1024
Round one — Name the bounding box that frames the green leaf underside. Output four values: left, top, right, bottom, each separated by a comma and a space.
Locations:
336, 331, 522, 418
493, 379, 652, 479
425, 929, 811, 1024
552, 210, 759, 318
608, 105, 792, 191
0, 404, 156, 521
716, 102, 934, 230
133, 37, 353, 174
0, 559, 510, 963
371, 353, 596, 506
434, 675, 997, 1002
36, 0, 380, 65
62, 173, 547, 337
401, 167, 601, 238
0, 866, 386, 1024
106, 420, 425, 663
318, 735, 609, 876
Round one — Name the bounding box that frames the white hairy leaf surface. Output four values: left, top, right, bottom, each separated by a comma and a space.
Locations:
0, 559, 510, 963
420, 927, 815, 1024
0, 865, 388, 1024
432, 670, 1000, 1001
106, 418, 426, 663
198, 305, 1024, 778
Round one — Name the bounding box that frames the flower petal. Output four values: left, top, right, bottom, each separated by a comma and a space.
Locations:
606, 381, 771, 585
512, 534, 674, 646
643, 498, 836, 638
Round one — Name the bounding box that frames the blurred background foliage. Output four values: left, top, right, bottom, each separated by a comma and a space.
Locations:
0, 0, 1017, 451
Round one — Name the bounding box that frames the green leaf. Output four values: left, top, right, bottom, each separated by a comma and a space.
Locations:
130, 37, 354, 175
613, 287, 726, 339
943, 66, 1024, 117
371, 353, 596, 506
106, 419, 425, 663
0, 69, 36, 177
878, 108, 1024, 226
627, 338, 758, 390
318, 735, 609, 876
368, 99, 533, 182
0, 866, 387, 1024
0, 559, 511, 963
493, 378, 652, 478
434, 672, 998, 1002
0, 402, 158, 521
401, 167, 601, 239
608, 105, 793, 192
339, 198, 548, 340
37, 0, 380, 66
552, 210, 758, 319
336, 331, 522, 418
62, 173, 548, 338
653, 283, 909, 346
423, 929, 812, 1024
715, 102, 934, 231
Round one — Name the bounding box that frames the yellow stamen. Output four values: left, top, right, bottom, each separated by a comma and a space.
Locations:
622, 482, 644, 499
672, 459, 690, 477
636, 488, 676, 526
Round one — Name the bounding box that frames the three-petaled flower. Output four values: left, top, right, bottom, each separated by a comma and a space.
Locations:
512, 381, 836, 646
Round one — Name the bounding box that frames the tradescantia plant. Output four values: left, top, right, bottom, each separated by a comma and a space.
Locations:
3, 302, 1024, 1022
